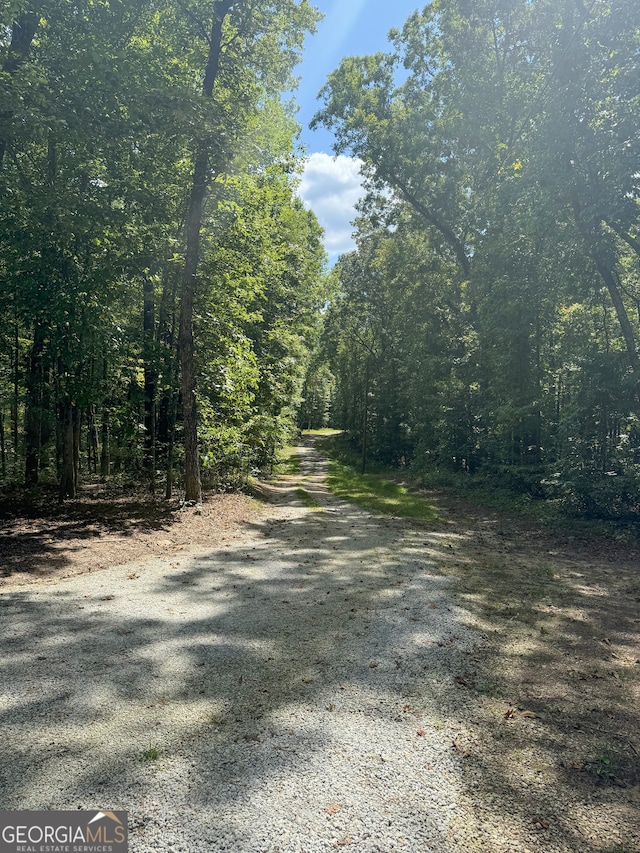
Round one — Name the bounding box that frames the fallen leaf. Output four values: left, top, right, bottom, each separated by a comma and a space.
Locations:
416, 729, 426, 737
127, 573, 139, 580
327, 804, 341, 816
335, 838, 353, 847
560, 760, 585, 772
303, 678, 315, 684
532, 816, 549, 830
504, 707, 516, 719
454, 675, 471, 688
327, 704, 335, 712
368, 662, 379, 669
452, 739, 470, 757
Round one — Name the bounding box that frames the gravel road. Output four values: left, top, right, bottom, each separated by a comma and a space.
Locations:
2, 440, 625, 852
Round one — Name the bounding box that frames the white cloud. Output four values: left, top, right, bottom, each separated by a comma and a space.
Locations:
298, 152, 364, 261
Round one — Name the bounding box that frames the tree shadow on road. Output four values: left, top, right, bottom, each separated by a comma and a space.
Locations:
0, 442, 638, 852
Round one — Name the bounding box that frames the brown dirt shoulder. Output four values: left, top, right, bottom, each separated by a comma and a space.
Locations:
0, 486, 260, 589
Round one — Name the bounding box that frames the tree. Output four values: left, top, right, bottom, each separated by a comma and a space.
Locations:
0, 0, 324, 498
316, 0, 640, 516
177, 0, 320, 502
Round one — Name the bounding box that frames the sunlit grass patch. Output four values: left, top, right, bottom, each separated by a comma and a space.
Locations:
295, 487, 323, 510
326, 460, 439, 522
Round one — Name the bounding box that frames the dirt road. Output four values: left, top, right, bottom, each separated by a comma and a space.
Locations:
0, 438, 638, 852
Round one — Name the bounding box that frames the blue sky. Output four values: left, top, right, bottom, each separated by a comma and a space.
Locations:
293, 0, 422, 263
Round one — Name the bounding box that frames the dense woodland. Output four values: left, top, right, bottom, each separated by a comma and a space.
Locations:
0, 0, 329, 501
315, 0, 640, 521
2, 0, 640, 522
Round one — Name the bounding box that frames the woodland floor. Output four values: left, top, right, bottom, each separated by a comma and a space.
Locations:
1, 439, 639, 851
0, 482, 254, 588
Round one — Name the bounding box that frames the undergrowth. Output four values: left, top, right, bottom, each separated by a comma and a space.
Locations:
273, 446, 301, 476
317, 434, 640, 543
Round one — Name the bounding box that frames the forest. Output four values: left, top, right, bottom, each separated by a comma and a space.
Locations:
0, 0, 328, 502
315, 0, 640, 523
2, 0, 640, 523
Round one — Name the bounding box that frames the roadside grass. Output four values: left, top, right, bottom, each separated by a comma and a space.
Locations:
325, 459, 439, 522
302, 428, 342, 437
315, 433, 438, 522
273, 446, 301, 476
295, 487, 323, 510
317, 432, 640, 543
417, 468, 640, 543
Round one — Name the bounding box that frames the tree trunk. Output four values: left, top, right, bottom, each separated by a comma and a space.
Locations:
178, 0, 234, 503
59, 398, 77, 500
87, 406, 99, 475
0, 410, 6, 477
165, 384, 179, 500
12, 319, 19, 465
157, 264, 179, 454
73, 404, 81, 485
179, 147, 206, 503
574, 208, 640, 399
100, 361, 110, 480
100, 407, 110, 480
24, 324, 46, 486
0, 12, 39, 167
361, 357, 369, 475
143, 273, 157, 493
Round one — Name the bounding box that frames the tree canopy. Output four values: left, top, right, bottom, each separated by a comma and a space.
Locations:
3, 0, 639, 522
0, 0, 328, 497
314, 0, 640, 520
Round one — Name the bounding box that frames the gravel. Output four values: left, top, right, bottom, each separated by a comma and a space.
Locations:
0, 445, 541, 851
